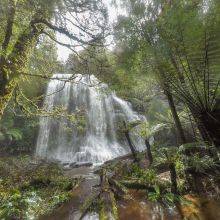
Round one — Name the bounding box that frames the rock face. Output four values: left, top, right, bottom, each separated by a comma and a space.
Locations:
36, 73, 145, 164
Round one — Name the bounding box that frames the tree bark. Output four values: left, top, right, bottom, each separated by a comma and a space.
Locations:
0, 21, 43, 118
123, 121, 139, 162
188, 169, 204, 194
1, 0, 16, 52
124, 130, 139, 162
169, 162, 178, 194
198, 110, 220, 148
164, 89, 187, 145
0, 0, 17, 117
145, 138, 153, 165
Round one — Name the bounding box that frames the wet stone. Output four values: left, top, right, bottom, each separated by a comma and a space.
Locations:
70, 162, 93, 168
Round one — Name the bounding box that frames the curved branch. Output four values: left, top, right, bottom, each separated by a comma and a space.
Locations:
42, 31, 80, 51
34, 19, 101, 45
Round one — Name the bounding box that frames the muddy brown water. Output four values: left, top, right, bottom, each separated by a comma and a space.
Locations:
40, 166, 220, 220
118, 189, 182, 220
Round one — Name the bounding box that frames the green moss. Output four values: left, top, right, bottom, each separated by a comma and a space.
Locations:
110, 191, 119, 220
128, 163, 157, 185
98, 198, 108, 220
0, 156, 79, 220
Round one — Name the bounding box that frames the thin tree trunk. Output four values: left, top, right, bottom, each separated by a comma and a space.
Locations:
164, 89, 187, 145
169, 162, 178, 194
146, 28, 187, 146
145, 138, 153, 165
188, 169, 204, 195
124, 131, 139, 162
123, 121, 139, 162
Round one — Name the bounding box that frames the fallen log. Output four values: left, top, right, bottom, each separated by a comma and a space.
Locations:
79, 193, 100, 220
79, 169, 119, 220
108, 178, 128, 198
120, 179, 154, 191
99, 169, 118, 220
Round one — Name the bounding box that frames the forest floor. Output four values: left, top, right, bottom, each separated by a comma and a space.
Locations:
0, 153, 220, 220
0, 155, 81, 219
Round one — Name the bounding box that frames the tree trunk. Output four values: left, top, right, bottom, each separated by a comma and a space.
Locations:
0, 21, 43, 118
1, 0, 16, 52
198, 110, 220, 148
188, 169, 204, 194
123, 121, 139, 162
164, 89, 187, 145
189, 108, 212, 143
145, 138, 153, 165
0, 0, 17, 117
169, 162, 178, 194
124, 130, 139, 162
0, 84, 16, 119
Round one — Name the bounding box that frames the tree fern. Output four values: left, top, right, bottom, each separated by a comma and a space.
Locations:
154, 0, 220, 146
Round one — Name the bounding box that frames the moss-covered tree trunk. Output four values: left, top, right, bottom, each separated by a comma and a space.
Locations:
99, 169, 118, 220
0, 21, 43, 118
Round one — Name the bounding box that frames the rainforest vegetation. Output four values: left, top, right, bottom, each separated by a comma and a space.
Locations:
0, 0, 220, 219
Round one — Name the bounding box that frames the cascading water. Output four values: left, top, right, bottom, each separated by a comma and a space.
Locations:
36, 73, 145, 164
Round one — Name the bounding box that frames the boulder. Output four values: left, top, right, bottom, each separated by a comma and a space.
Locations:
70, 162, 93, 168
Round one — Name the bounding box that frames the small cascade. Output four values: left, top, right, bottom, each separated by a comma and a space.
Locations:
36, 73, 145, 164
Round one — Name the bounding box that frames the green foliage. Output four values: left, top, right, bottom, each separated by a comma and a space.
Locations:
187, 154, 216, 173
0, 188, 28, 220
147, 185, 161, 202
147, 186, 182, 207
0, 108, 39, 153
114, 0, 220, 146
0, 128, 22, 142
139, 121, 167, 139
152, 146, 180, 166
0, 116, 23, 142
0, 156, 77, 220
0, 0, 107, 119
129, 163, 157, 185
178, 142, 219, 172
147, 185, 177, 206
178, 142, 207, 153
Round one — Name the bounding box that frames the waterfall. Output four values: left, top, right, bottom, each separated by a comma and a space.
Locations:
35, 74, 145, 164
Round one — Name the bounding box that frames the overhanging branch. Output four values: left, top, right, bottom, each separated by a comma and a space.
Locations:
34, 18, 101, 46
